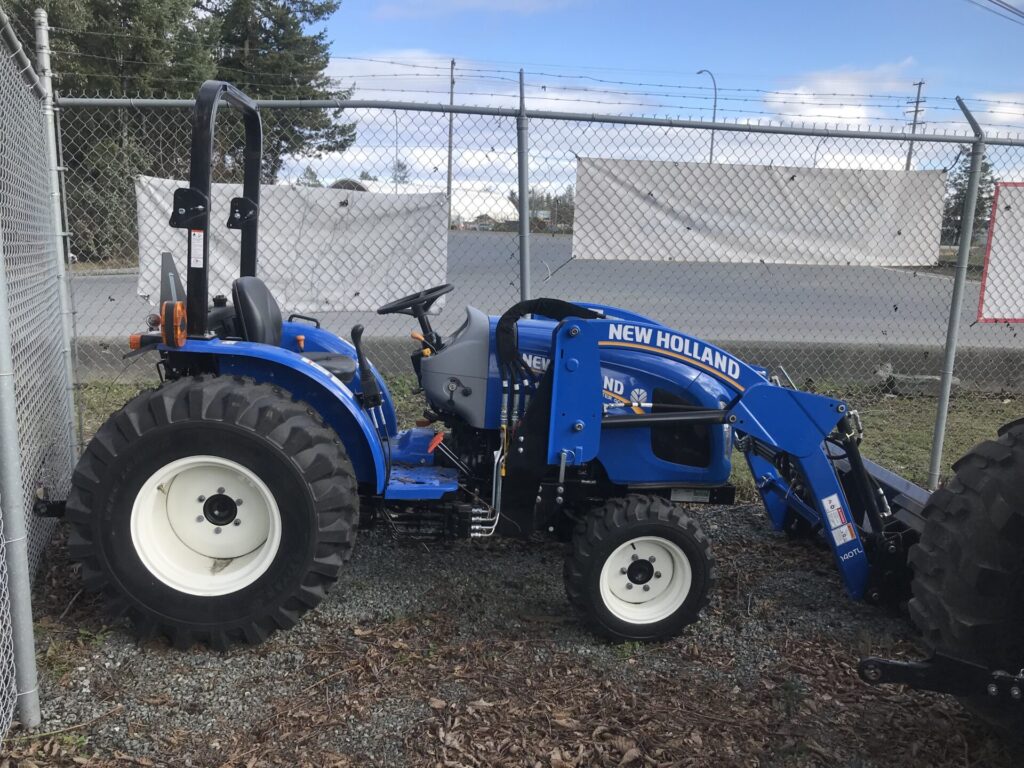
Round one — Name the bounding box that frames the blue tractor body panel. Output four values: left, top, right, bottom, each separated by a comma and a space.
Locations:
162, 299, 874, 599
163, 335, 391, 494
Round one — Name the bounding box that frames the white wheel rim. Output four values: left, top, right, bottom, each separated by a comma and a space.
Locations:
599, 536, 693, 625
130, 455, 282, 597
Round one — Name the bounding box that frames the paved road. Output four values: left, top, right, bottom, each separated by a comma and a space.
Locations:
69, 231, 1018, 352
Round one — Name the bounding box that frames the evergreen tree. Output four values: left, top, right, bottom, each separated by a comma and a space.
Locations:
13, 0, 218, 98
204, 0, 356, 180
297, 165, 322, 186
390, 158, 410, 185
11, 0, 219, 263
941, 151, 997, 245
12, 0, 356, 263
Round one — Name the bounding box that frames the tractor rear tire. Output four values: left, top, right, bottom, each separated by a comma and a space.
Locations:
66, 376, 359, 649
564, 494, 714, 641
909, 419, 1024, 733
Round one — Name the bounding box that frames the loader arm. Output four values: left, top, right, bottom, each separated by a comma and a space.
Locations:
547, 316, 907, 603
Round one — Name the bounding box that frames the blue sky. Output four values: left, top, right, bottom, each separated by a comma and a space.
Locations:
320, 0, 1024, 131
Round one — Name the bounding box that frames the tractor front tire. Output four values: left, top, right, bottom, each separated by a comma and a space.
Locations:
66, 376, 359, 649
564, 495, 714, 641
909, 420, 1024, 733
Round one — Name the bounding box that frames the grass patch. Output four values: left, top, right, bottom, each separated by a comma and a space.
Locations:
77, 380, 150, 440
78, 377, 1017, 492
854, 390, 1019, 486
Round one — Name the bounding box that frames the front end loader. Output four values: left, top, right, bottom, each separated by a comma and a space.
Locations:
52, 80, 1023, 732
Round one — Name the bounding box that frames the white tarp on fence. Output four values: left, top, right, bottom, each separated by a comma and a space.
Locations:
572, 157, 946, 267
136, 176, 448, 312
978, 182, 1024, 322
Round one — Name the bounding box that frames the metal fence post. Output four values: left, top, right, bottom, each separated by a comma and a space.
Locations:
446, 58, 455, 229
35, 10, 79, 454
0, 5, 43, 731
926, 97, 986, 491
516, 69, 531, 301
0, 240, 40, 729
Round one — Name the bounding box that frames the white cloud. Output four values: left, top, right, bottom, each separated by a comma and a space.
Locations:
972, 92, 1024, 130
374, 0, 577, 19
762, 59, 918, 128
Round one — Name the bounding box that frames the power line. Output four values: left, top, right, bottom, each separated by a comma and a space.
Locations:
962, 0, 1024, 25
986, 0, 1024, 20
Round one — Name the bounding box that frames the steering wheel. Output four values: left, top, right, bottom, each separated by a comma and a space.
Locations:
377, 283, 454, 316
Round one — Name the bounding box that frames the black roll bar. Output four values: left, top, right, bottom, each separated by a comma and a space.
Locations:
169, 80, 263, 337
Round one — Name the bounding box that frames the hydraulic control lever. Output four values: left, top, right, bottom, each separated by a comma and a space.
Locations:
351, 324, 382, 411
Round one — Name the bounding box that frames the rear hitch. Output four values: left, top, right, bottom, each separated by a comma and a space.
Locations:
33, 497, 65, 518
859, 654, 1024, 703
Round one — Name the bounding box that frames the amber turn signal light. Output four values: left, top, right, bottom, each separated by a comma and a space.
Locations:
160, 301, 187, 348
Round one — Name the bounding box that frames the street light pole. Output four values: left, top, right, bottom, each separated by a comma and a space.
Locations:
697, 68, 717, 163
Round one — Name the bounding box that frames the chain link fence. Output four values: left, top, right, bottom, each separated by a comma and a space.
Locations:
0, 5, 77, 736
61, 104, 526, 377
58, 100, 1024, 391
0, 16, 1016, 740
54, 95, 1024, 493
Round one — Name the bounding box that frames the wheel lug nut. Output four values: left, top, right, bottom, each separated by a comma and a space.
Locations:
217, 487, 225, 494
213, 528, 222, 535
197, 495, 206, 502
625, 583, 633, 590
655, 571, 662, 578
195, 515, 204, 523
235, 499, 243, 506
233, 519, 241, 526
649, 556, 656, 563
631, 554, 639, 561
643, 584, 650, 591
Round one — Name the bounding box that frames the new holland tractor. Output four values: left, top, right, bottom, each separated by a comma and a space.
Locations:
61, 82, 1022, 729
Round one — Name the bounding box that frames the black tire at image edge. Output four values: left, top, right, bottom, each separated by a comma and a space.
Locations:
909, 419, 1024, 733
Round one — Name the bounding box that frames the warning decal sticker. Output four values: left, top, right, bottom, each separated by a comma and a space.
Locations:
821, 493, 847, 530
831, 524, 857, 546
189, 229, 205, 268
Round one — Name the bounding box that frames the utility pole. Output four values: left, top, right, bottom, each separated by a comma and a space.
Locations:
446, 58, 455, 228
905, 80, 925, 171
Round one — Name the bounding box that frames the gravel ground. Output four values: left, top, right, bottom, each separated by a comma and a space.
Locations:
3, 501, 1018, 767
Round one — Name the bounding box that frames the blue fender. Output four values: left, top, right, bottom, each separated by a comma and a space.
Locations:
166, 337, 388, 493
280, 321, 399, 435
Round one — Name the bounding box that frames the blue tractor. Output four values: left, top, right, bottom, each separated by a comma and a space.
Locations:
65, 83, 1024, 729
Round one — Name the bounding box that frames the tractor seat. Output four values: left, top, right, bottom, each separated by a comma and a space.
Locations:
232, 276, 357, 384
